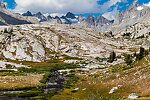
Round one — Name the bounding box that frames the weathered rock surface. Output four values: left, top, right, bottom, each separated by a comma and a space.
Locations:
0, 23, 131, 62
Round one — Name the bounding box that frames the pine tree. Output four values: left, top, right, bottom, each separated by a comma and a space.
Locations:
108, 51, 116, 63
124, 54, 132, 65
136, 47, 145, 60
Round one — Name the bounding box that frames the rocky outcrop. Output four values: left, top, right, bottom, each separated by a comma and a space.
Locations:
0, 27, 45, 62
0, 23, 129, 62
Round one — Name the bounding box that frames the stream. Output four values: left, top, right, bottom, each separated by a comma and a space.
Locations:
0, 71, 65, 100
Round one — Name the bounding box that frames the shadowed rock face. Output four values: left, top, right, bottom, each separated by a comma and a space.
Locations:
22, 11, 33, 16
33, 12, 47, 22
96, 16, 113, 26
86, 16, 95, 27
60, 16, 72, 24
47, 15, 53, 21
66, 12, 76, 19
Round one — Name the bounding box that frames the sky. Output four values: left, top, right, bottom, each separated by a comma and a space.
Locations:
2, 0, 150, 19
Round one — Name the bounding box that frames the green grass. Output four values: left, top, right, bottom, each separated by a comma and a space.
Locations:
1, 89, 43, 97
0, 57, 80, 98
64, 74, 79, 88
0, 51, 83, 99
109, 64, 133, 73
51, 74, 124, 100
63, 54, 83, 60
0, 71, 25, 76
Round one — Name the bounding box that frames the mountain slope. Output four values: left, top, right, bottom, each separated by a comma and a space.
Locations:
0, 11, 32, 25
0, 2, 37, 25
110, 2, 150, 38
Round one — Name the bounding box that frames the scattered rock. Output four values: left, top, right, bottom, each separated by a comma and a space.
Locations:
85, 64, 100, 69
109, 87, 118, 94
71, 88, 79, 93
128, 93, 139, 99
82, 88, 86, 91
64, 60, 80, 63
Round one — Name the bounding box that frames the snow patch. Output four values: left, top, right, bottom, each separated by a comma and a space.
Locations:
102, 12, 115, 20
50, 13, 64, 17
137, 6, 143, 11
43, 13, 50, 17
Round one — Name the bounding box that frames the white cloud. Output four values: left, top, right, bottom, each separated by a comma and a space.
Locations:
102, 0, 127, 20
144, 2, 150, 7
102, 6, 118, 20
50, 13, 64, 17
14, 0, 100, 14
13, 0, 128, 17
14, 0, 125, 14
102, 12, 115, 20
99, 0, 122, 13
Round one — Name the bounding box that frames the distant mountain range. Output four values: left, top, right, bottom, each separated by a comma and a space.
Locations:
0, 1, 149, 34
22, 10, 114, 31
0, 1, 114, 29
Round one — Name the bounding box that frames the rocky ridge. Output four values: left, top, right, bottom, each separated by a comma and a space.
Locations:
110, 2, 150, 39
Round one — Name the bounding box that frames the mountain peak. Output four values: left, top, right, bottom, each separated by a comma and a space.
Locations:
22, 11, 33, 16
66, 12, 76, 19
36, 12, 43, 15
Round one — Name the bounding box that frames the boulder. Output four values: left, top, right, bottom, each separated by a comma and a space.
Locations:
109, 87, 118, 94
71, 88, 79, 93
128, 93, 139, 99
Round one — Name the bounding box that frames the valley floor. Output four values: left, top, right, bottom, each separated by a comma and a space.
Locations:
0, 23, 149, 99
51, 56, 150, 100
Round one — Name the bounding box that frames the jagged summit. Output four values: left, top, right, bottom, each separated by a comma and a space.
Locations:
22, 11, 33, 16
96, 16, 113, 25
86, 16, 95, 27
47, 15, 52, 20
33, 12, 47, 22
65, 12, 76, 19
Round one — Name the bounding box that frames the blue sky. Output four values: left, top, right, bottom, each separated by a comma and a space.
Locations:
3, 0, 150, 16
3, 0, 16, 9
